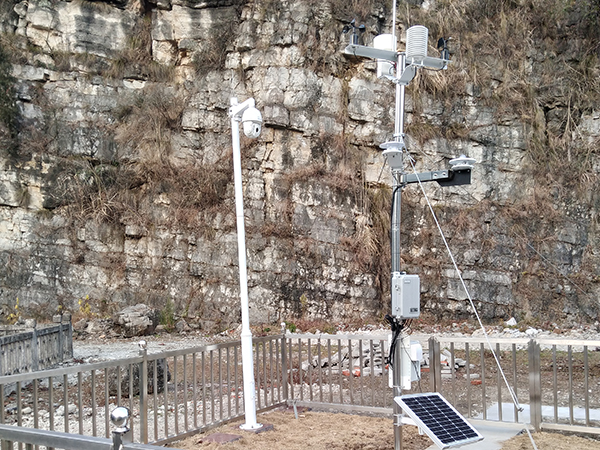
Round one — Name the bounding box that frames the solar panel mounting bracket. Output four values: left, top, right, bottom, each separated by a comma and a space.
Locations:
400, 416, 417, 426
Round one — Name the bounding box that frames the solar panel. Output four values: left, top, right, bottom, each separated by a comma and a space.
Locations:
395, 393, 484, 449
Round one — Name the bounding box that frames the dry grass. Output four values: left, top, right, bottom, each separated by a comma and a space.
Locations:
280, 160, 360, 197
56, 84, 232, 228
340, 183, 390, 273
192, 21, 236, 76
172, 408, 432, 450
115, 85, 184, 165
109, 15, 174, 81
0, 39, 18, 154
400, 0, 600, 184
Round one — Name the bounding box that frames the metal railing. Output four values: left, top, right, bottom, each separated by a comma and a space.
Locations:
0, 421, 183, 450
0, 320, 73, 376
2, 331, 600, 449
285, 332, 395, 414
428, 336, 600, 435
0, 334, 286, 448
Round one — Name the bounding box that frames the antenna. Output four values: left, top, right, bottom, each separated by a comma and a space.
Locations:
391, 0, 397, 50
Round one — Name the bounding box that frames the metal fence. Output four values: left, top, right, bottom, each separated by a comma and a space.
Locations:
0, 320, 73, 376
286, 333, 600, 436
428, 336, 600, 435
285, 333, 395, 414
1, 331, 600, 449
0, 423, 178, 450
0, 334, 286, 449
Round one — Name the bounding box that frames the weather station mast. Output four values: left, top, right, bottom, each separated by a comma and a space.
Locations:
341, 5, 481, 450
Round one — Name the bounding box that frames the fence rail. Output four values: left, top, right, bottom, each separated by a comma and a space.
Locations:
1, 331, 600, 449
0, 423, 182, 450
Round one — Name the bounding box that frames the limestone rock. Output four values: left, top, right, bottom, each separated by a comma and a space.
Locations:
0, 0, 598, 329
113, 304, 159, 337
175, 318, 191, 333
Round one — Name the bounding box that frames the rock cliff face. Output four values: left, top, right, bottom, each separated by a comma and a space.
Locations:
0, 0, 599, 329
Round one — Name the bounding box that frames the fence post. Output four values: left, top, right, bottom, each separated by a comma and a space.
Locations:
0, 383, 4, 424
280, 324, 288, 402
139, 341, 149, 444
528, 339, 542, 431
111, 406, 131, 450
57, 316, 64, 366
31, 327, 39, 372
428, 337, 435, 392
64, 313, 73, 359
428, 337, 441, 392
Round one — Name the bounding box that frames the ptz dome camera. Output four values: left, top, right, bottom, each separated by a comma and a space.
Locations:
241, 106, 262, 138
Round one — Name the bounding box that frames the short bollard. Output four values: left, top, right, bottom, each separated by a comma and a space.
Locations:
111, 406, 131, 450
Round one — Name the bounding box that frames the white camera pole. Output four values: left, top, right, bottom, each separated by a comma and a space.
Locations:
229, 97, 263, 431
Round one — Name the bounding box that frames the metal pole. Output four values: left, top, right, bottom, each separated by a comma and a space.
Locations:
394, 54, 406, 141
391, 0, 397, 52
391, 52, 407, 450
139, 343, 148, 443
230, 99, 261, 430
110, 406, 131, 450
393, 335, 403, 450
528, 340, 542, 431
390, 52, 406, 280
390, 169, 402, 273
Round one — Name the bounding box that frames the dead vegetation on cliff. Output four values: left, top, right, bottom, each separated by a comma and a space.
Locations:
1, 0, 599, 324
402, 0, 600, 184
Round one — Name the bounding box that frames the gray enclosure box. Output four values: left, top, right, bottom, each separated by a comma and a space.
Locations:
391, 273, 420, 319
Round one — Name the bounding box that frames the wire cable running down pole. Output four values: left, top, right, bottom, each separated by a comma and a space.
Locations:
405, 154, 523, 413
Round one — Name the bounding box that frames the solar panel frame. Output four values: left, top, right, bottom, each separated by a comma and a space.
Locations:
395, 392, 484, 449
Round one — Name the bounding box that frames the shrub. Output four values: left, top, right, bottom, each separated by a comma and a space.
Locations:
159, 299, 176, 332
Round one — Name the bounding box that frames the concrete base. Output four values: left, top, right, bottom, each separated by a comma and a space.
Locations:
238, 422, 274, 434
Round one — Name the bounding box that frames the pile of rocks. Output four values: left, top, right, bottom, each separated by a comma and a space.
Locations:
73, 303, 196, 339
437, 349, 480, 382
297, 336, 484, 383
301, 340, 387, 377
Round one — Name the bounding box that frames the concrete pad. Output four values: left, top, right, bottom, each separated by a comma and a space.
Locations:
236, 422, 274, 434
478, 402, 600, 423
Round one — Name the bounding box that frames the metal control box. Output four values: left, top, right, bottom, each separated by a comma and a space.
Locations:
391, 273, 420, 319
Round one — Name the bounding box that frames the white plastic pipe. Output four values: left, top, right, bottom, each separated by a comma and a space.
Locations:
229, 98, 261, 430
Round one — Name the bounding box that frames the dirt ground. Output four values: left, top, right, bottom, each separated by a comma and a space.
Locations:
171, 408, 600, 450
501, 431, 600, 450
171, 408, 432, 450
